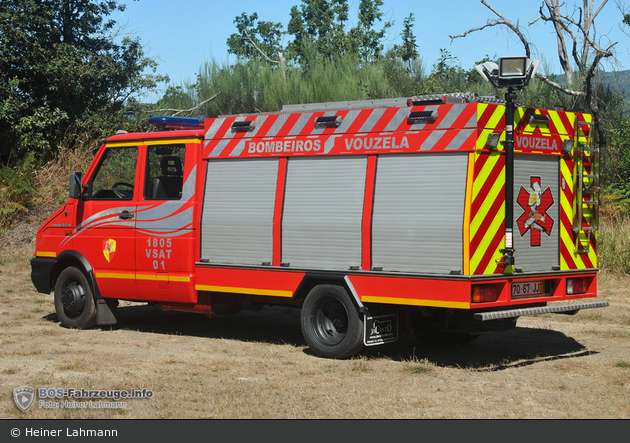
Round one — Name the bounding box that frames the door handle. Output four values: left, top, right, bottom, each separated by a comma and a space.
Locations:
119, 210, 134, 220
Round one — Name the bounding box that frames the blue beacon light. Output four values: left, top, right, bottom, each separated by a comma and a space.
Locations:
148, 116, 204, 130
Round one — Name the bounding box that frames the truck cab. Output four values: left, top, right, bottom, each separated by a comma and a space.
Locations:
31, 118, 204, 326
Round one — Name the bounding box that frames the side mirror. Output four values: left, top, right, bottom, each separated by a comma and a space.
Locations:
69, 172, 83, 199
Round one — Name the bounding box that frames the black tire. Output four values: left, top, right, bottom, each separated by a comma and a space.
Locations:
54, 266, 97, 329
301, 285, 364, 359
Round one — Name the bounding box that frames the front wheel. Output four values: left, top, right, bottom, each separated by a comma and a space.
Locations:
301, 285, 364, 359
54, 267, 97, 329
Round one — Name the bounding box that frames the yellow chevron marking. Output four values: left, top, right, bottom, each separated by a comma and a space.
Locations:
560, 155, 598, 270
472, 152, 502, 196
463, 153, 475, 275
487, 106, 505, 131
471, 175, 504, 236
470, 203, 505, 273
482, 239, 507, 275
476, 104, 505, 151
515, 107, 525, 125
560, 169, 574, 218
469, 150, 506, 275
561, 227, 588, 269
549, 112, 566, 134
471, 153, 504, 231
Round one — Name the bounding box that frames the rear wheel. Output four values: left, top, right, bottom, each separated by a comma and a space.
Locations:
301, 285, 364, 359
54, 266, 97, 329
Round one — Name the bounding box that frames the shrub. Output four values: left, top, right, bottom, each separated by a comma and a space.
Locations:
0, 165, 37, 231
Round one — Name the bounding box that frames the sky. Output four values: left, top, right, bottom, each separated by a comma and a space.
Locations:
110, 0, 630, 102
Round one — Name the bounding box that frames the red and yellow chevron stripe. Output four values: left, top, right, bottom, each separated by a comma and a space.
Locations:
560, 114, 597, 270
468, 105, 596, 274
468, 151, 506, 275
475, 104, 505, 151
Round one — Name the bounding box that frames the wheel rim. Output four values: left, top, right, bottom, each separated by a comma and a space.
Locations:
60, 280, 86, 318
311, 295, 348, 346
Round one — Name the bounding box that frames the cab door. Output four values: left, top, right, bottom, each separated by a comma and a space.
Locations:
135, 141, 198, 303
75, 144, 139, 300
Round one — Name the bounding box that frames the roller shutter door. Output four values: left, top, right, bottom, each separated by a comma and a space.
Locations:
371, 153, 468, 274
201, 158, 278, 265
513, 155, 560, 272
281, 156, 367, 270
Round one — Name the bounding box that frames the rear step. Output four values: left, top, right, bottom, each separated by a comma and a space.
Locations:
474, 301, 609, 321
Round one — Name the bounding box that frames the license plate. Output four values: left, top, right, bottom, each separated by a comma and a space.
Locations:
512, 280, 543, 298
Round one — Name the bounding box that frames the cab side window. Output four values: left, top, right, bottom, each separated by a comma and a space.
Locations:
89, 147, 138, 200
145, 144, 186, 200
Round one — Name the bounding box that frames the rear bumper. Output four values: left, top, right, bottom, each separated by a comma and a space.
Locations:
474, 300, 610, 321
31, 257, 55, 294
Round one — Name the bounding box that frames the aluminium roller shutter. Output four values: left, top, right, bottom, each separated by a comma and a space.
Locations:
201, 158, 278, 265
371, 153, 468, 274
281, 156, 367, 270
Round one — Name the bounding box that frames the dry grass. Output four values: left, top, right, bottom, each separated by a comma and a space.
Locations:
33, 146, 96, 209
0, 243, 629, 419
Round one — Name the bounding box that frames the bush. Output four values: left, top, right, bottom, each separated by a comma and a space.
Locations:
598, 187, 630, 274
598, 217, 630, 274
0, 164, 37, 231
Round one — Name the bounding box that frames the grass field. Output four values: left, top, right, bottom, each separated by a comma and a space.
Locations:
0, 242, 628, 419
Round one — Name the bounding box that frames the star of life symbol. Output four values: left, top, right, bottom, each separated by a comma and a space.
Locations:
516, 176, 555, 247
13, 386, 36, 412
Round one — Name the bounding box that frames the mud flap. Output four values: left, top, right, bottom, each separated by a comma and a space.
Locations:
96, 299, 118, 325
363, 305, 398, 346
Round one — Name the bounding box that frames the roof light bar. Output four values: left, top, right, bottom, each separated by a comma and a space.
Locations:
231, 120, 256, 132
148, 116, 204, 130
408, 110, 438, 122
315, 116, 342, 127
528, 114, 550, 124
408, 96, 446, 106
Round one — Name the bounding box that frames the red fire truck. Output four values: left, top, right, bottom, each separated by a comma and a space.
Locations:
31, 93, 608, 359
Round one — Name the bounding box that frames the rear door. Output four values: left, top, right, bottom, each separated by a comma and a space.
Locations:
513, 154, 560, 272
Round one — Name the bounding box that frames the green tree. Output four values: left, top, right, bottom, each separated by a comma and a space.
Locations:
226, 12, 284, 62
286, 0, 351, 61
0, 0, 166, 165
348, 0, 392, 61
424, 49, 469, 93
392, 13, 418, 67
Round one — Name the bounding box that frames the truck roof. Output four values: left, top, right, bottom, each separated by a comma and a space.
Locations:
106, 128, 205, 143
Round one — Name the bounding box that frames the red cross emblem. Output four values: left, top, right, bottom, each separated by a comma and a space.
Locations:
516, 176, 555, 247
